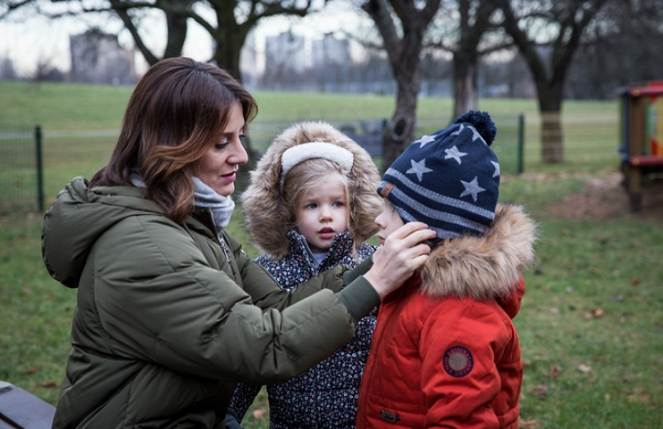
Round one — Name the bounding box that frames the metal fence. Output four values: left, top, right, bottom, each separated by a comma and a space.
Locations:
0, 125, 43, 214
2, 113, 624, 214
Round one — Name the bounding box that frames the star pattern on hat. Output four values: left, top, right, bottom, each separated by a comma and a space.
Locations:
406, 158, 433, 182
451, 123, 465, 136
468, 125, 486, 144
491, 161, 500, 178
444, 145, 467, 165
415, 134, 436, 148
460, 176, 485, 202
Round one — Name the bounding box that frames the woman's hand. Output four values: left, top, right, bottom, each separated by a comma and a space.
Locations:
364, 222, 436, 299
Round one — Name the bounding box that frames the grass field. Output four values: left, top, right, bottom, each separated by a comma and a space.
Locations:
0, 80, 661, 428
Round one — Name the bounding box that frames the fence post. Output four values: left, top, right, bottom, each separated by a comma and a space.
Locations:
35, 125, 44, 212
517, 114, 525, 174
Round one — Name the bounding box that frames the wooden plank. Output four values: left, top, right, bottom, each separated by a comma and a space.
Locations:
0, 382, 55, 429
629, 156, 663, 166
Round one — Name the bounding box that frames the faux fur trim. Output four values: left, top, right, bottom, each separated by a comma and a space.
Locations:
240, 121, 383, 259
420, 204, 537, 300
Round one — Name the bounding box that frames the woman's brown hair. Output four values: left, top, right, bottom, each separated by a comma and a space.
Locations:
90, 57, 257, 222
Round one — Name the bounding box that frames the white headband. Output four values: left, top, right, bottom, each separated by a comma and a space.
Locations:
280, 142, 354, 189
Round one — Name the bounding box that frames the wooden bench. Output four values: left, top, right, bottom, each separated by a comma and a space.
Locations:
619, 83, 663, 212
340, 119, 386, 157
0, 381, 55, 429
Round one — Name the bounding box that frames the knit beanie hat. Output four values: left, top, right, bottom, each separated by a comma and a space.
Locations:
377, 110, 500, 241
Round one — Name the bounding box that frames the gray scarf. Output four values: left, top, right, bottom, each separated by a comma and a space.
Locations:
192, 176, 235, 233
131, 174, 235, 235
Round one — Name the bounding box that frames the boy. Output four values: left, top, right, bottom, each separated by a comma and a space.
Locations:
356, 111, 536, 429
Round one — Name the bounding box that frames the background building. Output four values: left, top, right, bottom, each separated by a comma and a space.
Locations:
69, 29, 138, 85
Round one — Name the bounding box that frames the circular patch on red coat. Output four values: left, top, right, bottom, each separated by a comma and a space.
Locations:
443, 346, 474, 377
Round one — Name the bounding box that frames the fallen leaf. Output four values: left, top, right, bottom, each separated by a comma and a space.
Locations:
519, 418, 538, 428
622, 375, 631, 382
19, 367, 38, 375
578, 364, 592, 373
550, 364, 562, 380
252, 408, 267, 419
40, 381, 59, 388
532, 385, 548, 399
588, 267, 598, 274
549, 307, 560, 314
630, 277, 641, 285
522, 359, 532, 367
21, 287, 33, 295
585, 308, 605, 319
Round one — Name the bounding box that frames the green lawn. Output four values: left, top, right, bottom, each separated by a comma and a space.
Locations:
0, 81, 661, 428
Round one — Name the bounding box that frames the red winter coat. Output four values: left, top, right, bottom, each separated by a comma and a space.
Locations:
356, 204, 536, 429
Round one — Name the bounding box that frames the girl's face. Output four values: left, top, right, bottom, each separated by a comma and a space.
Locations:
193, 101, 248, 197
375, 197, 405, 246
296, 172, 349, 254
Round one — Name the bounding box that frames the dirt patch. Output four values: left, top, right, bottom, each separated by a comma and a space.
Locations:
546, 172, 663, 221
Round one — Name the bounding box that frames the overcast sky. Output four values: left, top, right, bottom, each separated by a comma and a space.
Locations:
0, 1, 368, 77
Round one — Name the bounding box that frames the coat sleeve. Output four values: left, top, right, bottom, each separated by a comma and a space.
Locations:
228, 382, 261, 422
418, 300, 514, 429
92, 216, 358, 386
226, 231, 349, 310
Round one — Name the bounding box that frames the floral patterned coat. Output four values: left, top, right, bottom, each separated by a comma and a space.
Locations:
229, 229, 377, 429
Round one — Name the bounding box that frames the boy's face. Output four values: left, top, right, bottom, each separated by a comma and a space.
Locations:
375, 197, 404, 246
296, 173, 349, 254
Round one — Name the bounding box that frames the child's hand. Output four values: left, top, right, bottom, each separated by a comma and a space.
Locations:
364, 222, 435, 299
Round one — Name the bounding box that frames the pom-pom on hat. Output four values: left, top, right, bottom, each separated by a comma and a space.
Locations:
377, 110, 500, 241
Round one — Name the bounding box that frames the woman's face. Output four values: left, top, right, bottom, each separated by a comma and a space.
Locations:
194, 101, 248, 197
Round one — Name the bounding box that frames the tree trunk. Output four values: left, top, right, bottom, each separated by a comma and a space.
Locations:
537, 82, 565, 163
453, 50, 479, 118
382, 70, 420, 171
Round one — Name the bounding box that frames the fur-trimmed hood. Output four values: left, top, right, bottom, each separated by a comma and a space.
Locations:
420, 204, 536, 300
240, 121, 383, 259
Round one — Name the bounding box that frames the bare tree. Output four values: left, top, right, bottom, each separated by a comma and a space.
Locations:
489, 0, 611, 163
430, 0, 509, 118
1, 0, 321, 81
565, 0, 663, 99
359, 0, 441, 170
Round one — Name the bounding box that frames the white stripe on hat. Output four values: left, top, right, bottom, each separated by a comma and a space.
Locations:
387, 184, 490, 236
382, 169, 496, 220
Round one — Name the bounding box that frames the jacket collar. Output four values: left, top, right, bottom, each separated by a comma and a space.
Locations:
419, 204, 536, 301
286, 229, 354, 268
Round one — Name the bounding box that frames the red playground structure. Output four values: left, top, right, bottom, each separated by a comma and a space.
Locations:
619, 81, 663, 211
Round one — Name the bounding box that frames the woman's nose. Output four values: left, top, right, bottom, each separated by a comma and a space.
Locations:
229, 137, 248, 165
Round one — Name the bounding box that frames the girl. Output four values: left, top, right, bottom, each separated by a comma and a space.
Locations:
228, 121, 384, 429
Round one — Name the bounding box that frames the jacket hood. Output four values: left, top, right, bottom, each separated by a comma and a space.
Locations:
420, 204, 536, 301
240, 121, 383, 259
41, 176, 164, 288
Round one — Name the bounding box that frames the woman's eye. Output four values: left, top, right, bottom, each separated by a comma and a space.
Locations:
215, 141, 229, 150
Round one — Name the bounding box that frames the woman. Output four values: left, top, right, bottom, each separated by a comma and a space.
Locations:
41, 57, 435, 429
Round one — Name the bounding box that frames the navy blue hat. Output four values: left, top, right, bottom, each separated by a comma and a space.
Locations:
378, 110, 500, 241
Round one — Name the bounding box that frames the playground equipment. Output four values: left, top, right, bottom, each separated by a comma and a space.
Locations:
618, 81, 663, 211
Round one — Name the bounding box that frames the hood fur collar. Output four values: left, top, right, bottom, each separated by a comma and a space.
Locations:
420, 204, 536, 300
240, 121, 383, 259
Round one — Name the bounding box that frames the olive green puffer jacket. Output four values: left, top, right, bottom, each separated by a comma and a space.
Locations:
42, 177, 378, 429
